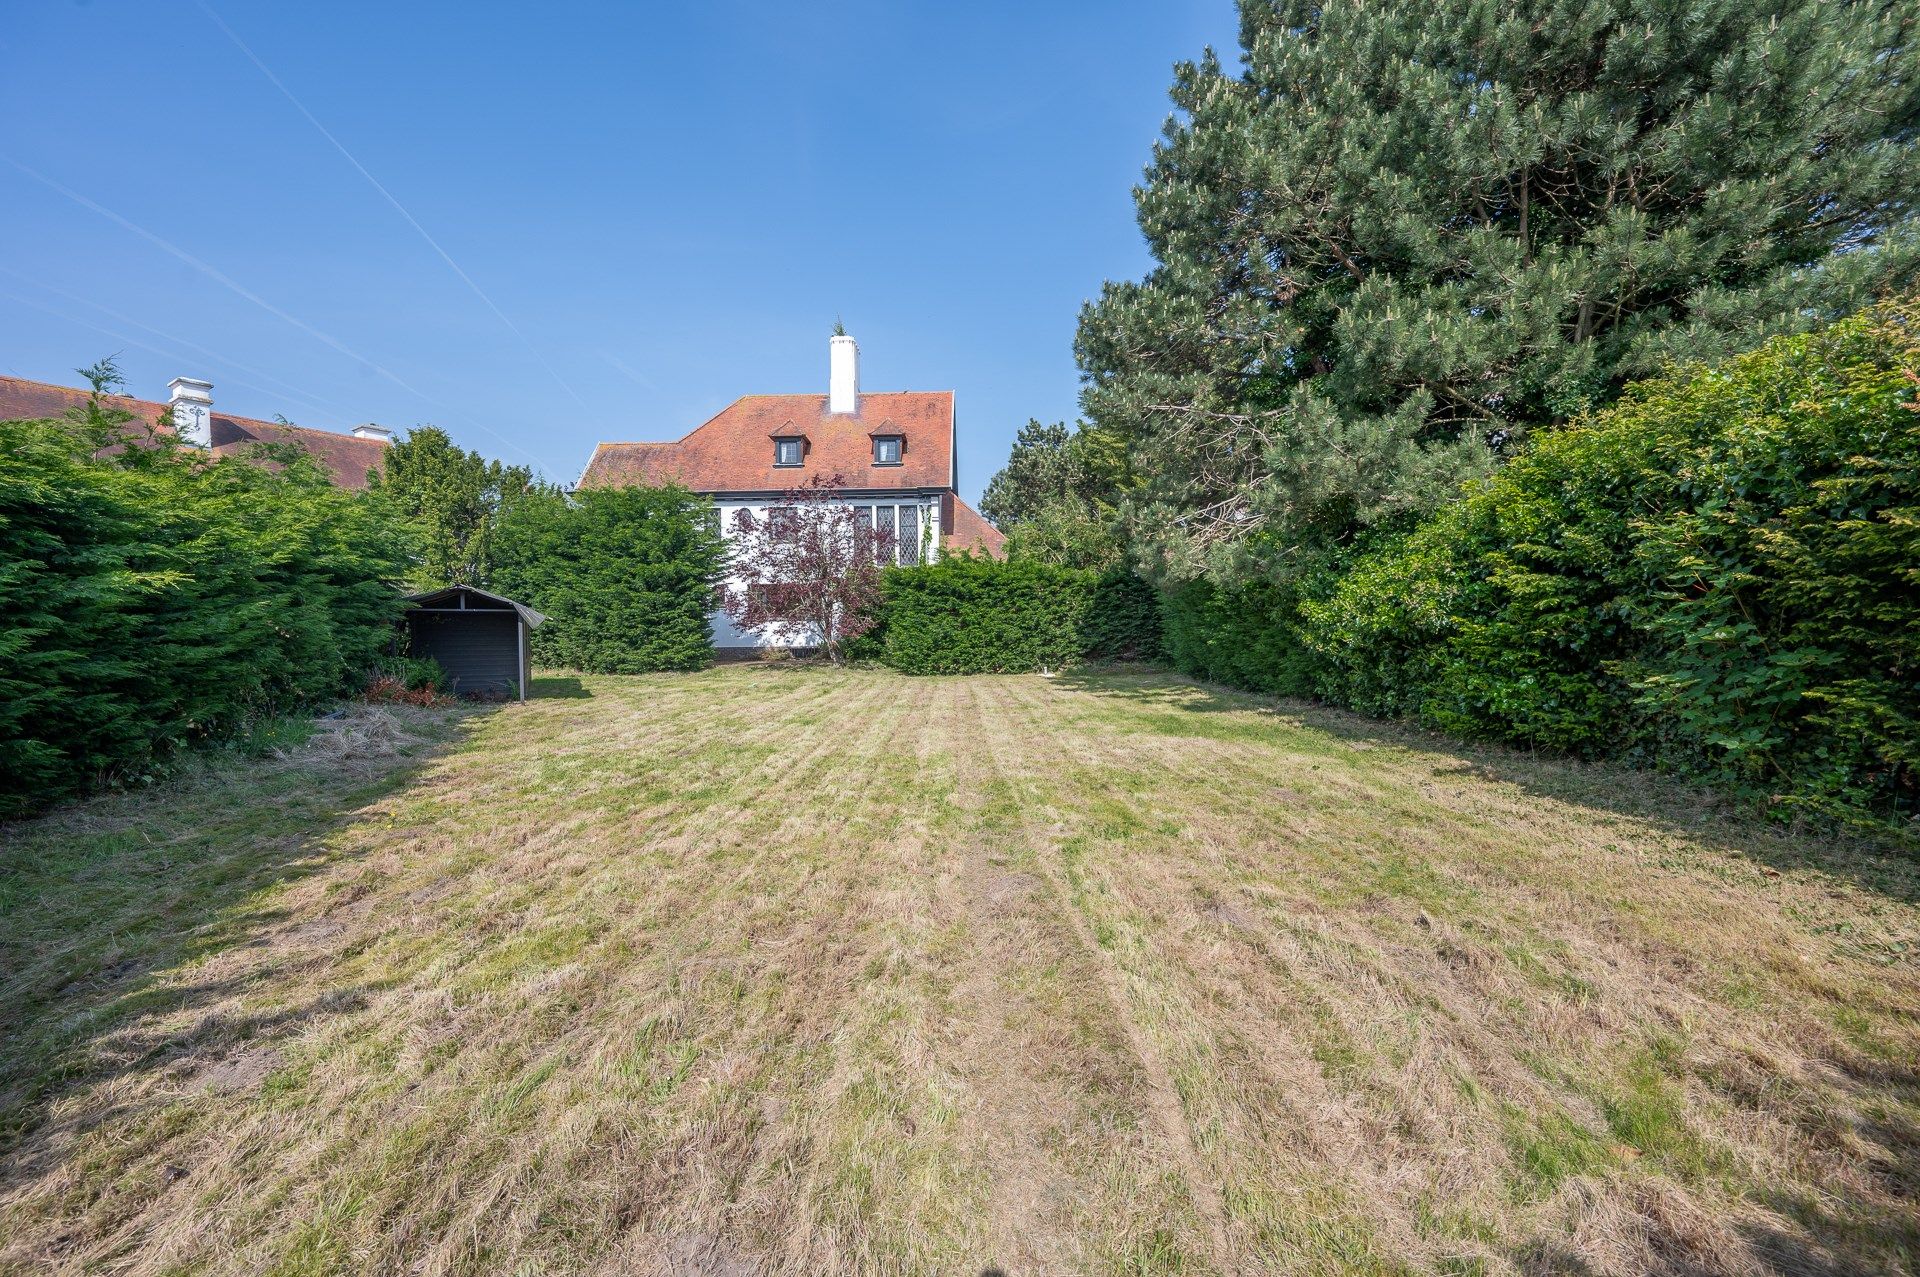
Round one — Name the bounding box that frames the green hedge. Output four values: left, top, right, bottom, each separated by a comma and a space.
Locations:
1082, 569, 1164, 662
0, 407, 409, 816
1165, 305, 1920, 832
489, 484, 723, 674
868, 558, 1162, 675
1159, 576, 1326, 699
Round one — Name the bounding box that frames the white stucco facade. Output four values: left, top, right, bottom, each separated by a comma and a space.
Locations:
708, 492, 944, 651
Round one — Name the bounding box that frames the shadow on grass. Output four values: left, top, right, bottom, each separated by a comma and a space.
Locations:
530, 674, 593, 699
0, 700, 502, 1169
1056, 665, 1920, 908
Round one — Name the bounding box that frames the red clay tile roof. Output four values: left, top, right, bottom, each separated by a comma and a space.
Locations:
579, 392, 954, 494
941, 495, 1007, 558
0, 374, 388, 490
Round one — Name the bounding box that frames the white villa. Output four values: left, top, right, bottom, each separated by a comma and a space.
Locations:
577, 334, 1004, 652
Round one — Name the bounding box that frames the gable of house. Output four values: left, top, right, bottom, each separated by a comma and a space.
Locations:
0, 375, 390, 490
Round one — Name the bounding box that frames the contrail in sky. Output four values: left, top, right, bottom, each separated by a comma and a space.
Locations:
196, 0, 603, 423
2, 155, 428, 400
2, 289, 347, 422
0, 266, 361, 418
598, 349, 660, 392
1, 157, 547, 467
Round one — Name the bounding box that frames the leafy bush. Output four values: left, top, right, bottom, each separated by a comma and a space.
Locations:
1297, 305, 1920, 829
489, 483, 723, 674
1154, 304, 1920, 830
871, 558, 1162, 675
0, 397, 409, 815
373, 653, 446, 694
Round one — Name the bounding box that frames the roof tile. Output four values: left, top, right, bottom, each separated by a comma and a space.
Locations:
0, 375, 388, 490
579, 392, 953, 493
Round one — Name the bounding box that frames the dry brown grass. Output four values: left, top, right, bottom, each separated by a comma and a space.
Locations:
1, 667, 1916, 1276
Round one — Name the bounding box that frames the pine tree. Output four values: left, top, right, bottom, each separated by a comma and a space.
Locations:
979, 421, 1081, 529
1078, 0, 1920, 583
980, 420, 1133, 567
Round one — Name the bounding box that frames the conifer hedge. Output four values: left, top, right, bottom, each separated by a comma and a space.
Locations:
488, 484, 724, 674
868, 558, 1161, 675
1161, 304, 1920, 832
0, 401, 410, 816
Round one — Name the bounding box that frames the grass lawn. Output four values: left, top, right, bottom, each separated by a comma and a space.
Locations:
2, 666, 1917, 1276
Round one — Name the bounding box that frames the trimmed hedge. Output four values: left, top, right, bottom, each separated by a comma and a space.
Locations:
1159, 576, 1324, 699
868, 558, 1161, 675
0, 407, 409, 816
1162, 304, 1920, 832
1082, 570, 1164, 662
489, 484, 724, 674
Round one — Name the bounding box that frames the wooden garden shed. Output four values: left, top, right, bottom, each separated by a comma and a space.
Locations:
402, 586, 545, 701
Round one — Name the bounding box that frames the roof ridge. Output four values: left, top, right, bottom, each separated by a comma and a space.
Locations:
238, 418, 389, 443
0, 372, 390, 443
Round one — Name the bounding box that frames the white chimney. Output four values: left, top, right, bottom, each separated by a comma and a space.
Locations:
352, 423, 394, 444
168, 377, 214, 448
829, 332, 859, 415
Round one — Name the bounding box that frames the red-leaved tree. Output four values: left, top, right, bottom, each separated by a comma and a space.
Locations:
721, 474, 893, 663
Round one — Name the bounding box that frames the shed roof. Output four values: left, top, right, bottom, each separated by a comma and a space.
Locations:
405, 585, 546, 629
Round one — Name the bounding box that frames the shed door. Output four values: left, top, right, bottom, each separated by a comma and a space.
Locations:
407, 612, 520, 695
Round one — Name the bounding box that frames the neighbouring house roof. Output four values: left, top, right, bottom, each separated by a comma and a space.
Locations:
578, 391, 955, 494
405, 585, 546, 629
0, 374, 389, 491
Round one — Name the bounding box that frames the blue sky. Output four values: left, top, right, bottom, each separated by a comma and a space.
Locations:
1, 1, 1238, 501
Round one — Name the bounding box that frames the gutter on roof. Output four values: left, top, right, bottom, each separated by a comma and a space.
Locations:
687, 485, 953, 500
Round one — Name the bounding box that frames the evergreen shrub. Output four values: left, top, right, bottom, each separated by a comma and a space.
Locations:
1158, 577, 1324, 698
1167, 305, 1920, 831
872, 558, 1162, 675
0, 402, 409, 815
489, 484, 724, 674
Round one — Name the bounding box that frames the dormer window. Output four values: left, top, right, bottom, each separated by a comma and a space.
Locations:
774, 437, 804, 467
872, 435, 902, 466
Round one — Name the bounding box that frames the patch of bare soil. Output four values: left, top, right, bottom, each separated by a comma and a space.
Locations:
184, 1046, 282, 1096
